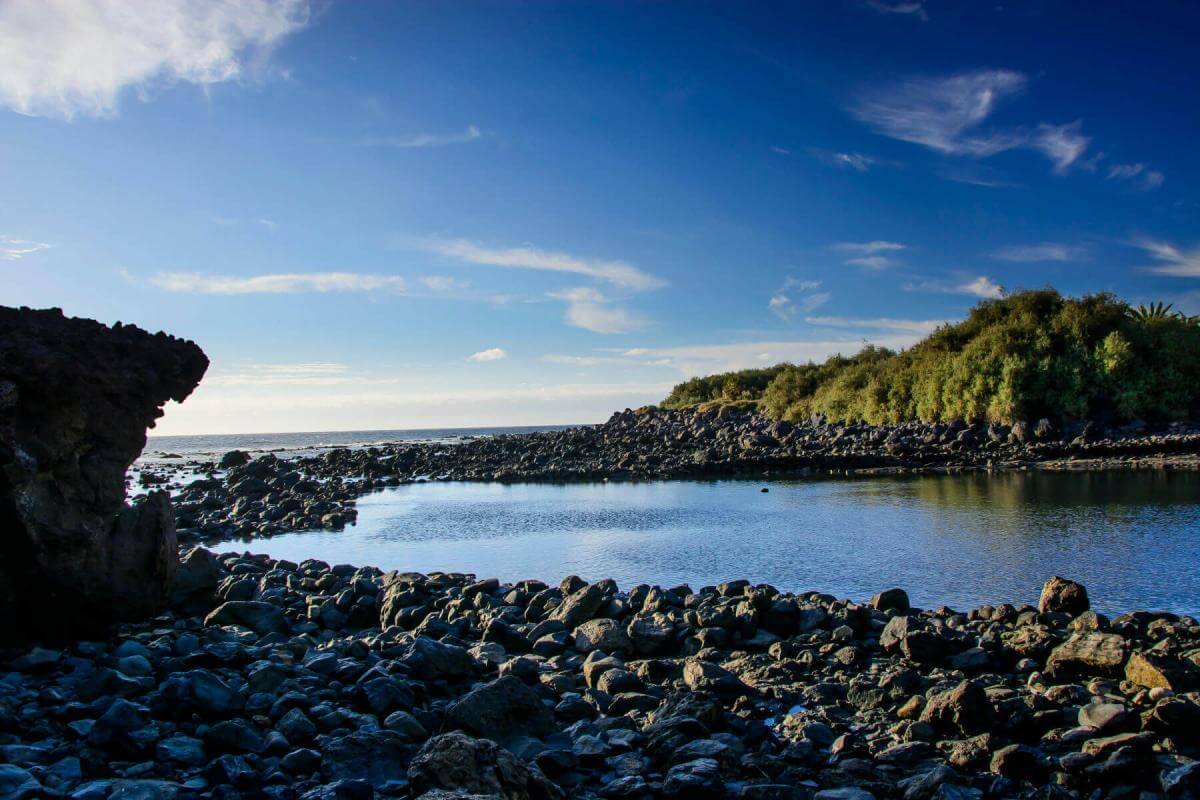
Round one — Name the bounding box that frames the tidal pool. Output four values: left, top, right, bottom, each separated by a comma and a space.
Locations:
248, 471, 1200, 615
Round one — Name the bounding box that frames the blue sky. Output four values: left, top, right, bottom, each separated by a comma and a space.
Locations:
3, 0, 1198, 434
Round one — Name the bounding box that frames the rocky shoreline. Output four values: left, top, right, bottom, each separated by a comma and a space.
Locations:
5, 307, 1200, 799
149, 407, 1200, 545
2, 556, 1198, 799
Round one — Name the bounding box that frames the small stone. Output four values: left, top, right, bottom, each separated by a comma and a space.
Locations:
990, 744, 1044, 780
1077, 701, 1130, 732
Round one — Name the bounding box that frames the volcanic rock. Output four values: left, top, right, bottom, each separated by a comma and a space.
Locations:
0, 306, 207, 640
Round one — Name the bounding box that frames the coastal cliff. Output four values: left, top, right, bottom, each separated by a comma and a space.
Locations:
0, 306, 208, 640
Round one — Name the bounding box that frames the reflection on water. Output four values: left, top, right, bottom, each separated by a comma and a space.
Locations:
251, 472, 1200, 615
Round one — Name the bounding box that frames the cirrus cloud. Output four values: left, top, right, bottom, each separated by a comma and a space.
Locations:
0, 236, 51, 260
361, 125, 482, 149
1138, 240, 1200, 278
421, 238, 666, 291
832, 240, 906, 269
152, 271, 406, 294
991, 242, 1088, 263
851, 69, 1092, 174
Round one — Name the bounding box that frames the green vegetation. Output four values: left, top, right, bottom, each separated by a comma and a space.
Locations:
660, 365, 789, 408
661, 289, 1200, 425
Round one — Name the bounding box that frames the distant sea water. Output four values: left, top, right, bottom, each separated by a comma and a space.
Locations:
140, 425, 579, 466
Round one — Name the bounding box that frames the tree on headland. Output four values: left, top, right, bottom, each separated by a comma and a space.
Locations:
661, 289, 1200, 425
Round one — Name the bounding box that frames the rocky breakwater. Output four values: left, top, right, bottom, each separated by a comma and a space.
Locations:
0, 306, 208, 641
2, 556, 1198, 799
170, 406, 1200, 543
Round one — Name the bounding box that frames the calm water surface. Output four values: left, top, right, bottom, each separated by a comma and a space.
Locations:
248, 472, 1200, 616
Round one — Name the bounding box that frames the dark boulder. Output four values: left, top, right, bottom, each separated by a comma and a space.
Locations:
408, 732, 562, 799
321, 730, 412, 790
0, 306, 207, 641
205, 601, 289, 636
920, 680, 994, 737
871, 588, 910, 613
1038, 576, 1089, 615
445, 675, 556, 741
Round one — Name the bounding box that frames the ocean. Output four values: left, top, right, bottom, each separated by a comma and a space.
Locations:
140, 425, 579, 466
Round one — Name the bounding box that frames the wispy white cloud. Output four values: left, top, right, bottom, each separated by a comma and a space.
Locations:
1030, 121, 1090, 174
206, 363, 360, 387
542, 354, 612, 367
906, 275, 1004, 299
770, 145, 792, 156
541, 353, 671, 368
832, 241, 906, 255
809, 149, 885, 172
0, 0, 310, 120
0, 236, 51, 260
421, 275, 470, 291
257, 218, 279, 231
937, 164, 1019, 188
769, 278, 829, 320
152, 271, 407, 294
991, 242, 1088, 263
361, 125, 482, 149
804, 316, 946, 335
864, 1, 928, 20
422, 238, 666, 291
851, 69, 1092, 173
549, 287, 646, 334
1106, 162, 1165, 191
468, 347, 507, 362
852, 69, 1028, 158
832, 240, 905, 269
1138, 240, 1200, 277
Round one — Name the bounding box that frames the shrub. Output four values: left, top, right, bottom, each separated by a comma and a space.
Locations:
660, 289, 1200, 424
